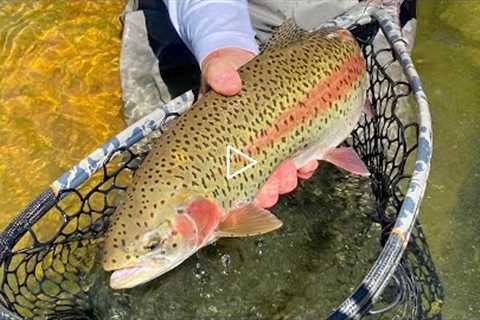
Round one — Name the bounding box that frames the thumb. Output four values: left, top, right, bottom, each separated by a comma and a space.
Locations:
203, 57, 242, 96
201, 48, 256, 96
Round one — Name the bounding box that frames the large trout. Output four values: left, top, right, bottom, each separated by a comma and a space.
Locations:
102, 21, 369, 289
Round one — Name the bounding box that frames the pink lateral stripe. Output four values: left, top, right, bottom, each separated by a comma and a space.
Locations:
244, 51, 365, 156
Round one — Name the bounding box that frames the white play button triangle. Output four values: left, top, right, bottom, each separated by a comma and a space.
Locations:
226, 145, 257, 180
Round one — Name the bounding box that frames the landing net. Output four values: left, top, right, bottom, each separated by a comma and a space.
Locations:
0, 4, 443, 320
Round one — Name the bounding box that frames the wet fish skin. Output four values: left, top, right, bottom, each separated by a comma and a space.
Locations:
102, 23, 368, 289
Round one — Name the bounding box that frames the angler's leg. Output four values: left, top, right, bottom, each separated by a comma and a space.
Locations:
120, 0, 200, 125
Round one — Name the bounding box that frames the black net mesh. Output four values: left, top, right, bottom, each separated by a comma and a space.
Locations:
0, 149, 147, 319
0, 23, 443, 320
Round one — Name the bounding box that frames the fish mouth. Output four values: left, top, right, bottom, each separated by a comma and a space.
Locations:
109, 254, 192, 290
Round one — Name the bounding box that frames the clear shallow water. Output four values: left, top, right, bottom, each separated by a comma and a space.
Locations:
413, 1, 480, 317
0, 0, 477, 319
0, 0, 125, 229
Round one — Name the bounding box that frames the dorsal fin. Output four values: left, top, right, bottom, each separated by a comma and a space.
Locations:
261, 18, 308, 51
261, 18, 344, 51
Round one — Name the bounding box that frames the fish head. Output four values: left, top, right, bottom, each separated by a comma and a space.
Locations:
102, 190, 223, 289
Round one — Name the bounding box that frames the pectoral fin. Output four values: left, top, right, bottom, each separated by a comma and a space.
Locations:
216, 204, 282, 238
324, 147, 370, 176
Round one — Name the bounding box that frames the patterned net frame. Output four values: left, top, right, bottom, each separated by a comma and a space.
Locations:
0, 4, 442, 320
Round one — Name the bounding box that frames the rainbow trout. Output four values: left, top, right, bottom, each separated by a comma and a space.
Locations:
102, 21, 369, 289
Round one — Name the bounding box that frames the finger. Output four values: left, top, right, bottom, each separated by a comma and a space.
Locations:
297, 160, 319, 180
271, 160, 298, 194
204, 58, 242, 96
298, 160, 319, 174
297, 170, 315, 180
254, 176, 280, 209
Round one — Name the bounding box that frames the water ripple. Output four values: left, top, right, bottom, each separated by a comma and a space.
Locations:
0, 0, 126, 228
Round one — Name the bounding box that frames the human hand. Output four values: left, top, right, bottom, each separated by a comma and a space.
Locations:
254, 160, 319, 209
200, 48, 256, 96
201, 49, 320, 209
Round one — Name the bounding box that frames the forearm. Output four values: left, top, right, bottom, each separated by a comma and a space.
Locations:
163, 0, 259, 66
